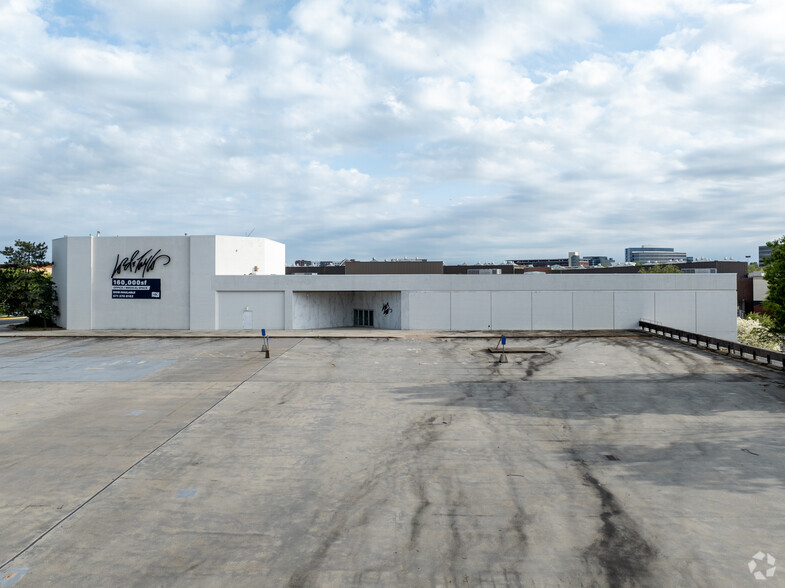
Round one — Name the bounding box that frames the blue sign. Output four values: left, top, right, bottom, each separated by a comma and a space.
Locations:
501, 336, 507, 346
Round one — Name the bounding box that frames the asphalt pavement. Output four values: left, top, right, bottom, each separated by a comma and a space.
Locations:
1, 333, 784, 587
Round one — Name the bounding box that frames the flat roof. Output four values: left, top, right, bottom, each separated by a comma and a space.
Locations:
1, 333, 784, 585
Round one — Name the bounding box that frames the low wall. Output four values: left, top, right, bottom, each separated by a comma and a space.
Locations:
213, 274, 738, 340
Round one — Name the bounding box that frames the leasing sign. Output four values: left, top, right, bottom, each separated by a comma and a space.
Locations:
110, 249, 171, 300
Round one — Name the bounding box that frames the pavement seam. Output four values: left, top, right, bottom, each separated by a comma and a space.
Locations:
0, 338, 304, 572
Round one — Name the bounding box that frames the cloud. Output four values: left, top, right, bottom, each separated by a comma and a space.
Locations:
0, 0, 783, 264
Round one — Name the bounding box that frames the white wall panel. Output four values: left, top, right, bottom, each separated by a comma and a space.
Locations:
52, 236, 93, 329
613, 291, 656, 329
573, 291, 614, 330
696, 290, 738, 341
532, 291, 573, 329
655, 291, 696, 332
451, 291, 491, 330
217, 291, 284, 330
407, 291, 451, 329
491, 291, 532, 329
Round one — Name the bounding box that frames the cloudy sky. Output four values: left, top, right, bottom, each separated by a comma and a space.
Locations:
1, 0, 783, 264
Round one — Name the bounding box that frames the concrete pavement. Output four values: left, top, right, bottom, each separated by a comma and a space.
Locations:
1, 334, 784, 586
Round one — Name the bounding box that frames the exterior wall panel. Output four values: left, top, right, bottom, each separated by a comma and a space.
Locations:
450, 291, 491, 330
654, 291, 697, 333
614, 291, 656, 330
491, 291, 532, 330
573, 291, 614, 330
217, 291, 284, 330
532, 291, 573, 330
407, 291, 451, 329
696, 290, 737, 341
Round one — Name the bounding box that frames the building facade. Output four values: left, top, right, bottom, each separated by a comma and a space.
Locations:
759, 245, 772, 265
625, 246, 690, 264
52, 236, 738, 340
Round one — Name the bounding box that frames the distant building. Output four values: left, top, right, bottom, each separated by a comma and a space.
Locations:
759, 245, 772, 265
344, 260, 443, 274
582, 256, 614, 267
445, 264, 514, 275
625, 246, 691, 264
287, 259, 444, 275
507, 258, 568, 268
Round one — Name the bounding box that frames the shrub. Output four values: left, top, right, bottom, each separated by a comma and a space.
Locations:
737, 315, 783, 351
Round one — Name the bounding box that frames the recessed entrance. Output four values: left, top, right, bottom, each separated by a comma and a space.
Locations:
292, 291, 400, 329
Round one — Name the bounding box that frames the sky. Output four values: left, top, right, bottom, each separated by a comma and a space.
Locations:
0, 0, 783, 264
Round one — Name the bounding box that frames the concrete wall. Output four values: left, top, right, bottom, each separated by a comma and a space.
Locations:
189, 236, 217, 331
227, 274, 735, 340
52, 236, 93, 330
216, 291, 285, 330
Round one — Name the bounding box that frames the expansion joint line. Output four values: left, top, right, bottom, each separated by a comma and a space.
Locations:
0, 338, 303, 572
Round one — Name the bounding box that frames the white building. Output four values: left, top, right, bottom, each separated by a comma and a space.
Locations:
52, 235, 738, 340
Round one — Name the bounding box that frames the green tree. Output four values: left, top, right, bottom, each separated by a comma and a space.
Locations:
0, 240, 58, 327
1, 240, 48, 269
763, 236, 785, 334
638, 264, 683, 274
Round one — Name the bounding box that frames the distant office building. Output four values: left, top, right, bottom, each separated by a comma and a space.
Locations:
625, 246, 690, 264
583, 256, 614, 267
759, 245, 772, 265
568, 252, 580, 268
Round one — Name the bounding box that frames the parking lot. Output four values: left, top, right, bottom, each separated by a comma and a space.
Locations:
1, 333, 784, 586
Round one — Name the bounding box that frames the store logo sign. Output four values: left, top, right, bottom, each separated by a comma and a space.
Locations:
112, 249, 171, 278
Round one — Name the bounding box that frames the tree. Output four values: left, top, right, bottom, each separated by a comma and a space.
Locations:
0, 240, 58, 327
763, 236, 785, 334
1, 240, 48, 270
638, 264, 682, 274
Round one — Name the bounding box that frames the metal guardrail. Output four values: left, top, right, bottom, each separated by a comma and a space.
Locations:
639, 320, 785, 371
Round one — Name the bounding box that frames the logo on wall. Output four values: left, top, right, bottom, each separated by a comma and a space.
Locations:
382, 302, 392, 315
111, 249, 171, 278
111, 249, 170, 300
